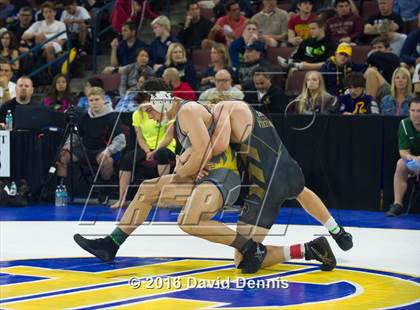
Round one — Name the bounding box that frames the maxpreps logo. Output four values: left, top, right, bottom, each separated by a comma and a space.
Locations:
0, 257, 419, 309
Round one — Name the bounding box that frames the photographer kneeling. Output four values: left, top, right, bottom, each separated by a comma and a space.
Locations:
56, 87, 126, 183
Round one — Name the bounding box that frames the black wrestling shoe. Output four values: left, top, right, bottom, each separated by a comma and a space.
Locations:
331, 226, 353, 251
305, 237, 336, 271
73, 234, 118, 262
239, 240, 267, 274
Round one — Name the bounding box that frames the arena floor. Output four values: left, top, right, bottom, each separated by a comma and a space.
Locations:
1, 205, 419, 309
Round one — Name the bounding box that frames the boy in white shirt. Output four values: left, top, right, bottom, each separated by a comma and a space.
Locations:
21, 1, 67, 63
61, 0, 91, 55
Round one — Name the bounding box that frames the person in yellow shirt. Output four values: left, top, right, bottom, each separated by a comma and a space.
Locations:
110, 107, 176, 209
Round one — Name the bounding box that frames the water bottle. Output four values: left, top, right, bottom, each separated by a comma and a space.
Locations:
62, 185, 68, 207
9, 182, 17, 196
55, 185, 63, 207
5, 110, 13, 130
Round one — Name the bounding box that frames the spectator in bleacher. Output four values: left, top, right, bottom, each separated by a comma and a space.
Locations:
228, 20, 259, 68
325, 0, 363, 43
162, 67, 197, 101
43, 74, 77, 112
386, 96, 420, 216
77, 77, 112, 110
338, 72, 379, 115
288, 0, 317, 47
213, 0, 253, 19
21, 2, 67, 64
0, 31, 19, 72
0, 76, 34, 127
8, 6, 33, 43
278, 18, 334, 71
376, 19, 407, 56
399, 15, 420, 68
178, 1, 213, 51
414, 64, 420, 95
237, 41, 271, 89
380, 67, 414, 116
0, 0, 13, 27
115, 70, 154, 112
200, 42, 236, 90
320, 43, 366, 96
0, 60, 15, 103
149, 15, 179, 71
111, 0, 159, 34
103, 21, 148, 74
363, 0, 404, 43
156, 42, 198, 90
56, 87, 126, 182
364, 36, 399, 102
199, 69, 243, 104
61, 0, 90, 56
119, 48, 153, 97
110, 102, 176, 209
206, 0, 247, 46
244, 66, 288, 113
289, 70, 337, 114
392, 0, 420, 23
251, 0, 288, 47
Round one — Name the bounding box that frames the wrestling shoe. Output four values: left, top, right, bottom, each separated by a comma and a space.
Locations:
73, 234, 118, 262
331, 226, 353, 251
239, 239, 267, 274
305, 237, 336, 271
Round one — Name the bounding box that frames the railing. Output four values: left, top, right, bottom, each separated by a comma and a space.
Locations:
91, 0, 115, 73
9, 29, 72, 81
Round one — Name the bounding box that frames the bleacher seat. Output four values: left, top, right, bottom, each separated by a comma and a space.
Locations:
361, 1, 379, 19
191, 49, 211, 78
286, 70, 306, 95
93, 73, 121, 93
352, 45, 371, 64
266, 47, 294, 67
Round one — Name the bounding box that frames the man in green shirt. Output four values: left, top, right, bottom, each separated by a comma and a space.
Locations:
387, 97, 420, 216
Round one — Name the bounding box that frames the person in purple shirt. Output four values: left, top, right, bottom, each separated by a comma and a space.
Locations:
43, 74, 77, 112
338, 72, 379, 115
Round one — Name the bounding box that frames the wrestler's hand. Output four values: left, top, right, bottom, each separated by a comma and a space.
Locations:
196, 164, 210, 180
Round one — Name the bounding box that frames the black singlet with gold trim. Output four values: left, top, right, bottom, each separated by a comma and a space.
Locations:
236, 106, 305, 229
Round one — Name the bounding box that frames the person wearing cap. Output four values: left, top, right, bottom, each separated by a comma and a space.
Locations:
236, 40, 271, 89
325, 0, 364, 43
320, 42, 366, 96
288, 0, 317, 47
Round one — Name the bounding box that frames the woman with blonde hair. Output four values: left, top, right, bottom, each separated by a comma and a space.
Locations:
290, 71, 337, 114
200, 43, 236, 90
156, 42, 198, 89
149, 15, 179, 70
380, 67, 413, 116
